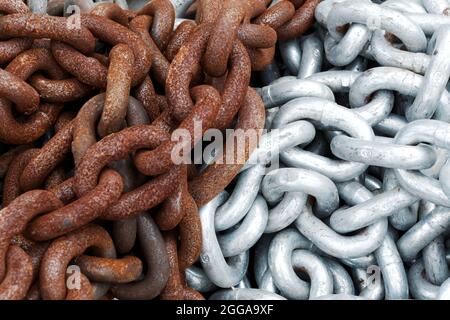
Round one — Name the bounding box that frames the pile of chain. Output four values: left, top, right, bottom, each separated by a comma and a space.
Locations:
3, 0, 450, 301
184, 0, 450, 300
0, 0, 320, 300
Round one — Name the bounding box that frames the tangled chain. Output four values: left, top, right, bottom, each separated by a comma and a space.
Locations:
187, 0, 450, 300
0, 0, 317, 300
4, 0, 450, 301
